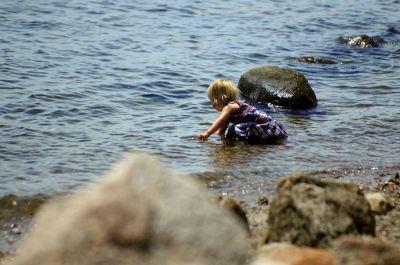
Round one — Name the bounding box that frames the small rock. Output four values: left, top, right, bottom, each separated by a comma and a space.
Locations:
365, 192, 394, 215
257, 196, 269, 206
11, 227, 21, 235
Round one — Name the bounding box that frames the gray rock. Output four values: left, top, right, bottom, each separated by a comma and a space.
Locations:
11, 153, 250, 265
266, 174, 375, 248
238, 66, 318, 109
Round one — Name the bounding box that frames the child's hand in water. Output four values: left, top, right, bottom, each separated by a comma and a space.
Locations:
197, 131, 209, 140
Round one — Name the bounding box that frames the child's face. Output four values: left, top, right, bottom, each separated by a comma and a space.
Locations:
212, 99, 224, 111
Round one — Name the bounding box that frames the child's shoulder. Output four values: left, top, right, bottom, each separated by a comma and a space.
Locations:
226, 101, 240, 112
227, 101, 240, 106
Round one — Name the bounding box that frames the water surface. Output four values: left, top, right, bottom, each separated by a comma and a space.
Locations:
1, 0, 399, 201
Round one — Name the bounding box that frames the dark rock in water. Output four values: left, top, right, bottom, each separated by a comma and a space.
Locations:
11, 153, 249, 265
238, 66, 318, 109
334, 236, 400, 265
266, 174, 375, 248
387, 26, 400, 34
290, 56, 337, 64
343, 35, 381, 48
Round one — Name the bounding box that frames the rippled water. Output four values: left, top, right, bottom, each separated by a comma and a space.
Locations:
1, 0, 399, 201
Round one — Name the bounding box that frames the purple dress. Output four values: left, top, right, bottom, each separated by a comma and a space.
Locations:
226, 102, 288, 144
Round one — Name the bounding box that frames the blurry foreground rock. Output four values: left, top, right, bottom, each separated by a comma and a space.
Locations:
334, 236, 400, 265
238, 66, 318, 109
252, 243, 336, 265
10, 153, 249, 265
218, 196, 249, 233
266, 174, 375, 248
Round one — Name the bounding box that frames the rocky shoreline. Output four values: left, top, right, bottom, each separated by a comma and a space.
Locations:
0, 154, 399, 264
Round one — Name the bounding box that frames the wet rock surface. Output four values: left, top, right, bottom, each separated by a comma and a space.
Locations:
338, 34, 400, 48
0, 194, 47, 221
0, 194, 48, 255
238, 66, 318, 109
342, 35, 382, 48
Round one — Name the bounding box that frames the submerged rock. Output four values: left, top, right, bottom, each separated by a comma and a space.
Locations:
266, 174, 375, 248
289, 56, 337, 64
11, 153, 249, 265
387, 26, 400, 34
238, 66, 318, 109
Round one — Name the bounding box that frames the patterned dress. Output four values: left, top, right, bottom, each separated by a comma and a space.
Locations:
226, 102, 288, 144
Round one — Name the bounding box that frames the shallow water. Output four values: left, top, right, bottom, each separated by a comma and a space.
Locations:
1, 0, 399, 201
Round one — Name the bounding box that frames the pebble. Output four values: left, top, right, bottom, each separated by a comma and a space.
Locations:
11, 228, 21, 235
257, 196, 269, 206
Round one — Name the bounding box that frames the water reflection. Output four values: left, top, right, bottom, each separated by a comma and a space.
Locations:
202, 139, 277, 173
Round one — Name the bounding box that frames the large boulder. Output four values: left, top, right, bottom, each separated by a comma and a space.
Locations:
266, 174, 375, 248
238, 66, 318, 109
11, 153, 250, 265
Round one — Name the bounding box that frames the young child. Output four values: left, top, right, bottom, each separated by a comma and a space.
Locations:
197, 79, 288, 144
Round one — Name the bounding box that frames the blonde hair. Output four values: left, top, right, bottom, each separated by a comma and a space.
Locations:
207, 79, 239, 105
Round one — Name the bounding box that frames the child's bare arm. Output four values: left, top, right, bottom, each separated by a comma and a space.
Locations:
198, 105, 232, 140
217, 120, 229, 137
